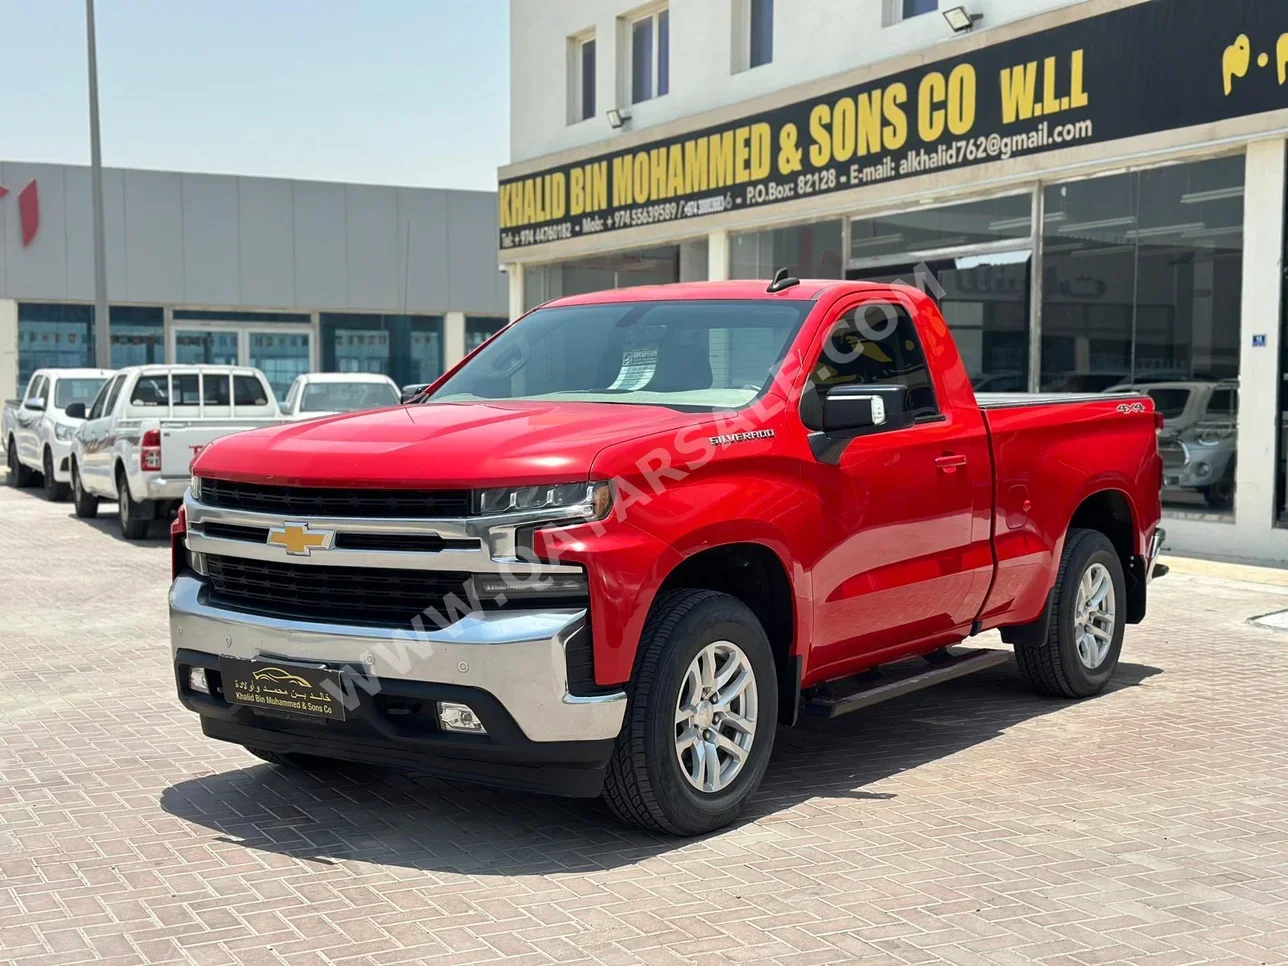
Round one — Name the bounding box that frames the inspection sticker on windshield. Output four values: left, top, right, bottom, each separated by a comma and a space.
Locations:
710, 429, 775, 446
608, 348, 657, 390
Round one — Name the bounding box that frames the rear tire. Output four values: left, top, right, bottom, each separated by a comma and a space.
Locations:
117, 469, 151, 540
601, 589, 778, 836
1015, 528, 1126, 698
42, 448, 70, 501
7, 438, 36, 488
71, 461, 99, 518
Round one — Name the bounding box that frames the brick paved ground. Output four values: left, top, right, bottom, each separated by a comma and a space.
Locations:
2, 484, 1287, 966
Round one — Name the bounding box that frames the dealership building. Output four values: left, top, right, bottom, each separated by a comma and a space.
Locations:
499, 0, 1288, 564
0, 162, 508, 403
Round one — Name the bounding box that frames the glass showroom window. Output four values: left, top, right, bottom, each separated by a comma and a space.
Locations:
731, 220, 845, 281
524, 247, 681, 311
321, 313, 443, 387
108, 306, 164, 368
466, 317, 508, 353
17, 304, 92, 391
848, 193, 1034, 394
630, 6, 669, 104
1042, 154, 1245, 519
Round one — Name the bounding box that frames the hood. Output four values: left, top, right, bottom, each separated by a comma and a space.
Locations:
193, 400, 698, 488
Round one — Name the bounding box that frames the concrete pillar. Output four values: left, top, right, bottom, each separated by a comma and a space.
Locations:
507, 262, 525, 321
707, 230, 730, 281
1232, 139, 1286, 533
444, 311, 467, 369
0, 299, 17, 399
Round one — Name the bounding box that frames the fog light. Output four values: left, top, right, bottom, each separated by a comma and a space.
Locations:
188, 667, 210, 694
437, 701, 486, 734
1195, 461, 1212, 478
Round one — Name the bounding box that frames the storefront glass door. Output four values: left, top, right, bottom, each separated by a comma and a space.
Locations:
169, 325, 313, 402
173, 328, 239, 366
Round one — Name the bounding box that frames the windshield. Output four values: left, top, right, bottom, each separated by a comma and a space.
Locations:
55, 378, 107, 409
428, 300, 812, 411
1146, 388, 1192, 420
301, 382, 400, 412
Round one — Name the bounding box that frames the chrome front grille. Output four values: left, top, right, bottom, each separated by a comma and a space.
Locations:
200, 477, 472, 518
205, 554, 477, 627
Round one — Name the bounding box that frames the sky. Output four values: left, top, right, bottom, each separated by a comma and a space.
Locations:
0, 0, 510, 190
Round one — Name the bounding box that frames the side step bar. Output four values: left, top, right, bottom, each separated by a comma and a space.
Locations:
801, 647, 1012, 718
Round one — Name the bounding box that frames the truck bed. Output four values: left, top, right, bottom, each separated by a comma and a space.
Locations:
975, 392, 1145, 409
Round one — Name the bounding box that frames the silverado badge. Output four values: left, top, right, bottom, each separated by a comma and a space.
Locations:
266, 522, 336, 556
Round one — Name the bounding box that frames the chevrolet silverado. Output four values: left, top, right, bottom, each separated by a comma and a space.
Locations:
170, 278, 1164, 835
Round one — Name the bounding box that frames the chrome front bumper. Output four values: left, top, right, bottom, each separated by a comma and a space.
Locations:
168, 574, 627, 743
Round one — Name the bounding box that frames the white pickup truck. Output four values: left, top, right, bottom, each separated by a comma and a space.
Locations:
4, 368, 113, 500
280, 371, 401, 420
70, 365, 283, 539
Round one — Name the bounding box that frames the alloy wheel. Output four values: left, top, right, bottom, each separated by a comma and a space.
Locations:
1073, 562, 1116, 669
674, 641, 758, 793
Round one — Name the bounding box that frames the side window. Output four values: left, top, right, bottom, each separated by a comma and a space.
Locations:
234, 374, 270, 407
35, 376, 51, 405
810, 302, 938, 419
172, 374, 201, 406
103, 374, 126, 416
25, 376, 47, 406
283, 380, 299, 412
87, 378, 114, 421
202, 373, 231, 406
1205, 387, 1238, 418
130, 374, 170, 407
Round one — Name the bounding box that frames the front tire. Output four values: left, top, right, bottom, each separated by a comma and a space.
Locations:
602, 589, 778, 835
7, 438, 36, 488
42, 448, 70, 501
1015, 528, 1126, 698
116, 469, 151, 540
72, 461, 99, 518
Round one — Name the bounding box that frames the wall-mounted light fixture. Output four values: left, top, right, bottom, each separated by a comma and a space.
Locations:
606, 108, 631, 129
942, 5, 983, 33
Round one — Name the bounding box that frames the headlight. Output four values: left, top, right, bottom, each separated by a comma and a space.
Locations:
475, 481, 612, 519
54, 424, 75, 441
189, 475, 203, 501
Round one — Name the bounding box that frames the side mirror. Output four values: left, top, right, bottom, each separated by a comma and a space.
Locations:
23, 396, 45, 412
821, 384, 909, 435
64, 402, 87, 420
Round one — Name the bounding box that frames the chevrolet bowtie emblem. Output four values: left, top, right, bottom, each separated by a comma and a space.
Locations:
266, 522, 335, 556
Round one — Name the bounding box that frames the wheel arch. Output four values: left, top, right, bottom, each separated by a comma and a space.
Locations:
1066, 488, 1146, 624
652, 540, 801, 726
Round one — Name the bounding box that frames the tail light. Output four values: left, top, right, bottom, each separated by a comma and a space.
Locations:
141, 429, 161, 471
170, 505, 187, 580
1154, 411, 1165, 432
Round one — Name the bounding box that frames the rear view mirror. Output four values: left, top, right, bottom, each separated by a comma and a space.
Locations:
821, 384, 909, 435
64, 402, 86, 420
23, 396, 45, 412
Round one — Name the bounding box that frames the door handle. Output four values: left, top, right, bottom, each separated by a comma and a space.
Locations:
935, 453, 968, 472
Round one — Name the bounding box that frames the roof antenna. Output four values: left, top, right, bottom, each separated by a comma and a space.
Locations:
766, 267, 801, 293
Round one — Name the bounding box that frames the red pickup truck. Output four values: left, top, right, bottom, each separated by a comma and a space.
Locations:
170, 277, 1164, 835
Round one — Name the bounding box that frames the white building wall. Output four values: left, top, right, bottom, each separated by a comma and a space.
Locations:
0, 162, 509, 316
510, 0, 1086, 163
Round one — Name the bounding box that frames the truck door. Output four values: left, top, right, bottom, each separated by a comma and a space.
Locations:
802, 296, 992, 678
17, 375, 49, 465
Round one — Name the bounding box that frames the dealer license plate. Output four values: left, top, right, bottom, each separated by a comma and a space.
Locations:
219, 658, 346, 721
